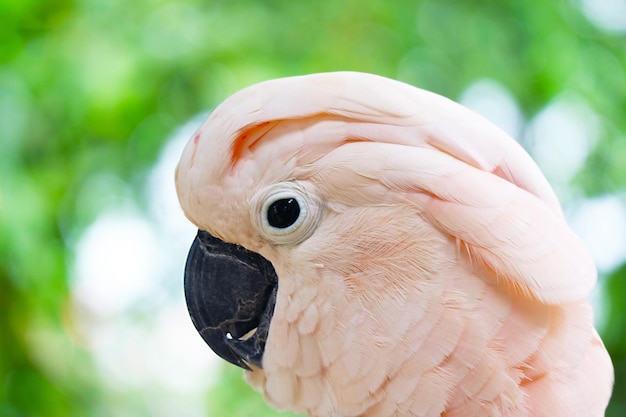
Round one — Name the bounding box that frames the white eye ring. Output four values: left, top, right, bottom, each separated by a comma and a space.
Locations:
252, 182, 321, 246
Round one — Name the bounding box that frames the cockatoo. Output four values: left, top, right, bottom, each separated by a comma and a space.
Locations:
176, 72, 613, 417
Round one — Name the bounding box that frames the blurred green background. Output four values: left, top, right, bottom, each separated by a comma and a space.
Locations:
1, 0, 625, 416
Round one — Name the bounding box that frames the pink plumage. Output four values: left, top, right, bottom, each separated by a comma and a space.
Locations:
176, 72, 613, 416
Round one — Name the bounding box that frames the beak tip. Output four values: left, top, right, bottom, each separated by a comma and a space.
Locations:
198, 328, 253, 370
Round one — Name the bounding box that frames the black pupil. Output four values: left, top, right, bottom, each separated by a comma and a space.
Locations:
267, 198, 300, 229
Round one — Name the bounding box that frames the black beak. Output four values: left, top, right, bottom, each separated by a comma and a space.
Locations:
184, 229, 278, 370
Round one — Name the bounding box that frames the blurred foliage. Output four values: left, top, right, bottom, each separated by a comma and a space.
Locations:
0, 0, 625, 416
603, 263, 626, 417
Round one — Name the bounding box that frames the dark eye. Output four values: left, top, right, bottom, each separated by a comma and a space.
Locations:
255, 183, 321, 245
267, 198, 300, 229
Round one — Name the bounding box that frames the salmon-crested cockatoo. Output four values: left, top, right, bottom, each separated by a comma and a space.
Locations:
176, 72, 613, 417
